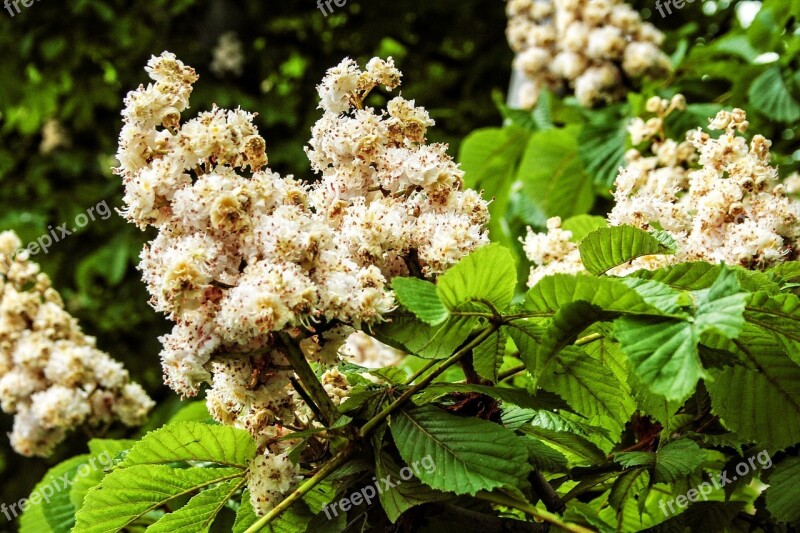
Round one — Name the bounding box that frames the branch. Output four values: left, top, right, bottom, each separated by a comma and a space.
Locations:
278, 332, 339, 428
476, 491, 595, 533
243, 446, 356, 533
359, 324, 499, 438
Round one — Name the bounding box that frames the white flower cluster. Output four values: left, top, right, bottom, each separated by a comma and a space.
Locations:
0, 231, 153, 457
524, 98, 800, 286
117, 52, 488, 514
506, 0, 671, 108
211, 32, 245, 78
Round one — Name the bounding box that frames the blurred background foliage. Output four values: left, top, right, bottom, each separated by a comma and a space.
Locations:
0, 0, 797, 528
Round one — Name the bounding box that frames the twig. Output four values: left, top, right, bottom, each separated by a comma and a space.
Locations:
243, 446, 355, 533
359, 325, 499, 438
476, 491, 595, 533
278, 332, 339, 428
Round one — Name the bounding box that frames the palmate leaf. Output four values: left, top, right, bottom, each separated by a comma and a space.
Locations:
630, 262, 722, 290
578, 226, 676, 276
119, 422, 256, 468
505, 318, 547, 370
436, 243, 517, 312
73, 465, 244, 533
765, 457, 800, 523
392, 277, 449, 326
390, 405, 531, 495
707, 325, 800, 449
620, 277, 686, 315
617, 267, 746, 401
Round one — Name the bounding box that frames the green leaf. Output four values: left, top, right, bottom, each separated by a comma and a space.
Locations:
233, 490, 315, 533
524, 274, 660, 316
543, 347, 636, 438
615, 317, 702, 401
119, 422, 256, 469
616, 440, 704, 484
522, 436, 570, 473
532, 302, 609, 384
71, 440, 134, 511
472, 328, 508, 382
560, 214, 608, 242
374, 312, 477, 360
609, 469, 649, 512
630, 262, 721, 290
579, 226, 676, 276
522, 426, 607, 464
19, 454, 89, 533
392, 277, 449, 325
644, 501, 746, 532
765, 457, 800, 523
693, 266, 747, 339
169, 401, 216, 424
458, 126, 529, 245
748, 66, 800, 122
620, 277, 685, 315
375, 451, 450, 523
518, 126, 595, 219
506, 318, 547, 370
524, 408, 611, 440
578, 111, 628, 189
653, 439, 705, 483
614, 451, 654, 469
147, 478, 244, 532
73, 465, 244, 533
437, 244, 517, 313
390, 405, 531, 495
707, 326, 800, 449
419, 383, 570, 412
745, 291, 800, 343
232, 491, 258, 533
